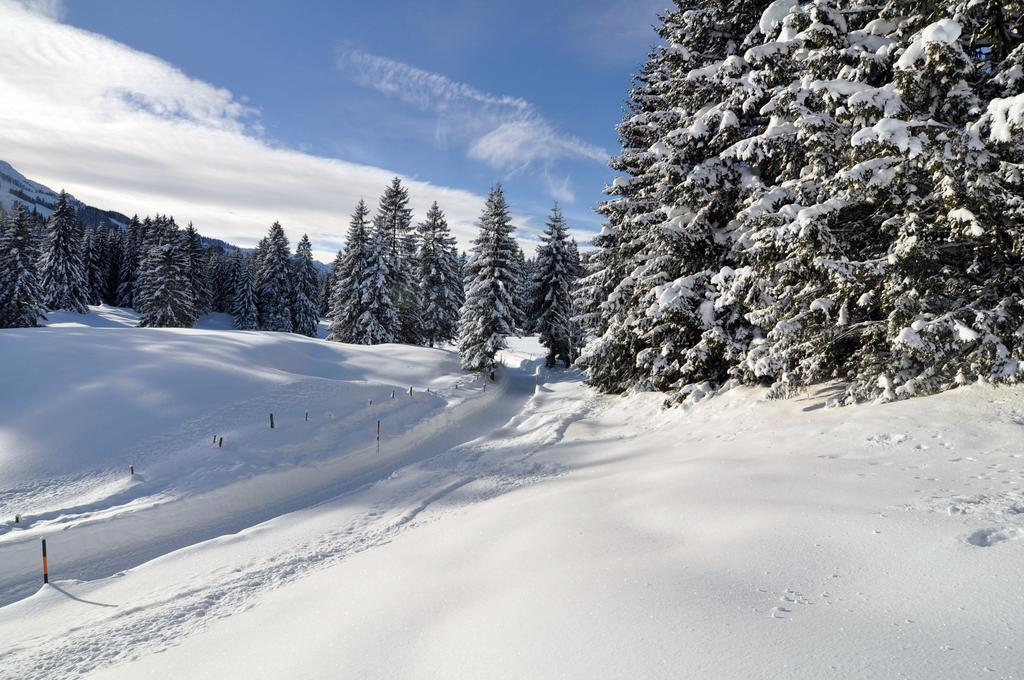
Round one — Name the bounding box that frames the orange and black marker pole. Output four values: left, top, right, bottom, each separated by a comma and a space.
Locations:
41, 539, 48, 584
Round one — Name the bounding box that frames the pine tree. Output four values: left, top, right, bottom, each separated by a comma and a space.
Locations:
328, 199, 397, 343
183, 223, 210, 317
255, 222, 293, 332
0, 203, 46, 328
416, 202, 461, 346
39, 191, 89, 313
532, 206, 579, 367
318, 270, 333, 318
374, 177, 419, 343
116, 215, 143, 308
291, 233, 321, 337
103, 227, 123, 305
458, 184, 520, 371
137, 223, 196, 328
81, 227, 106, 305
231, 256, 258, 330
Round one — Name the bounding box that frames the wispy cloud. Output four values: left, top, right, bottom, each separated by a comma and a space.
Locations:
10, 0, 62, 18
336, 49, 608, 198
541, 170, 575, 206
0, 1, 493, 260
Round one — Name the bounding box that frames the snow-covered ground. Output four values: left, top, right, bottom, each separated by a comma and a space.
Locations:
2, 308, 1023, 679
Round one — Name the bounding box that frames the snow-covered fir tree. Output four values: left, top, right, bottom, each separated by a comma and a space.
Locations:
0, 203, 46, 328
81, 227, 107, 306
255, 222, 293, 332
317, 269, 333, 318
102, 227, 123, 305
416, 201, 461, 346
183, 223, 210, 316
329, 199, 397, 344
116, 215, 143, 308
328, 200, 369, 342
531, 205, 579, 368
231, 255, 258, 330
580, 0, 1024, 405
458, 184, 520, 371
136, 224, 195, 328
373, 177, 420, 343
291, 233, 320, 337
39, 191, 89, 313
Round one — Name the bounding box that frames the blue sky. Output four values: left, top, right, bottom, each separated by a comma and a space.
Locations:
0, 0, 667, 257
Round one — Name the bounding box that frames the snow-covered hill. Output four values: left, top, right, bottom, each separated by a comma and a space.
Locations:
1, 311, 1023, 679
0, 160, 129, 228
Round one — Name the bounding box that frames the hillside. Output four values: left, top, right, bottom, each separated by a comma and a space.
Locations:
0, 161, 238, 254
0, 161, 130, 229
1, 311, 1022, 679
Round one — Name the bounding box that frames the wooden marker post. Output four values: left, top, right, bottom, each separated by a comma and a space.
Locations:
269, 413, 275, 429
409, 386, 413, 396
391, 390, 395, 399
218, 436, 223, 448
41, 539, 48, 584
14, 514, 19, 524
376, 420, 381, 455
305, 410, 309, 422
129, 465, 134, 476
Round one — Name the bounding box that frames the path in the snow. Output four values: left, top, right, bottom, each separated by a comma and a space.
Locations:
0, 351, 600, 679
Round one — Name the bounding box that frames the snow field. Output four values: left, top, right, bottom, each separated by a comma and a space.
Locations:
1, 313, 1023, 679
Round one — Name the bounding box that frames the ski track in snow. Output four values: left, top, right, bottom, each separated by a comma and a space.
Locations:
0, 356, 602, 679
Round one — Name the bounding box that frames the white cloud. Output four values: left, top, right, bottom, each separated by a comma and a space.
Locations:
9, 0, 62, 18
337, 50, 608, 184
541, 170, 575, 206
0, 2, 494, 261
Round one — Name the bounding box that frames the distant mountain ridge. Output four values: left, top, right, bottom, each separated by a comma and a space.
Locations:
0, 160, 130, 229
0, 160, 237, 254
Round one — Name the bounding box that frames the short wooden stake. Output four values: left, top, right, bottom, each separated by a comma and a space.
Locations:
129, 465, 134, 476
376, 420, 381, 455
305, 410, 309, 422
409, 386, 413, 396
41, 539, 48, 584
218, 436, 223, 448
269, 413, 275, 429
391, 390, 395, 399
14, 514, 19, 524
212, 435, 217, 444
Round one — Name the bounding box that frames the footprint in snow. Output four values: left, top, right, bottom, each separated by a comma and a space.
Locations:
966, 527, 1022, 547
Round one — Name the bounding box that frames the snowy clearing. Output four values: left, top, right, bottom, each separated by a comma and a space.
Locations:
1, 311, 1023, 679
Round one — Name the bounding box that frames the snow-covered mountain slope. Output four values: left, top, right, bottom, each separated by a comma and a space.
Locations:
0, 307, 481, 606
1, 317, 1023, 679
0, 160, 129, 228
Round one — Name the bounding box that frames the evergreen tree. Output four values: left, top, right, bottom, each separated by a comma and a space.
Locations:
102, 227, 123, 305
0, 203, 46, 328
137, 223, 195, 328
329, 199, 397, 343
416, 202, 461, 346
116, 215, 143, 308
81, 227, 106, 305
183, 223, 210, 316
255, 222, 293, 332
458, 184, 520, 371
39, 191, 89, 313
318, 270, 333, 318
373, 177, 419, 343
231, 256, 259, 330
291, 233, 321, 337
532, 205, 579, 367
579, 0, 1024, 405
